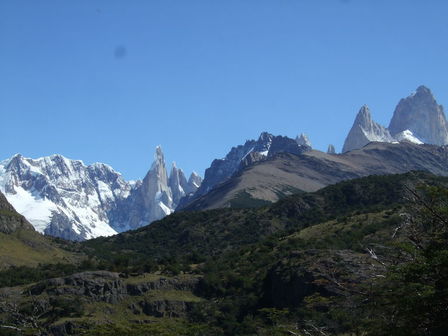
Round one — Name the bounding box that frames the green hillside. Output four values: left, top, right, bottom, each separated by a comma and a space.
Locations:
1, 171, 447, 335
0, 191, 79, 270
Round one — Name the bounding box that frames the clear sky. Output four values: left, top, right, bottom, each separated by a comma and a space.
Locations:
1, 0, 447, 180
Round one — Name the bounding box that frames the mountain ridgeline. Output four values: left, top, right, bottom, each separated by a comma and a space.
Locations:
1, 85, 448, 241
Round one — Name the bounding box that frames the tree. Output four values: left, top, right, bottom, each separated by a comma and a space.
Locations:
364, 185, 448, 336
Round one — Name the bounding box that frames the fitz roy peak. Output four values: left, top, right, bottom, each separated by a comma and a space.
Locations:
389, 85, 448, 145
342, 86, 448, 152
0, 147, 201, 240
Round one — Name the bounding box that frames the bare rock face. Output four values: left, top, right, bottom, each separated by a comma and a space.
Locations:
342, 105, 395, 153
168, 163, 188, 208
186, 172, 202, 195
327, 144, 336, 154
389, 85, 448, 145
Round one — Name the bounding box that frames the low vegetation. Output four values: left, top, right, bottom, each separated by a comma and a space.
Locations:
1, 172, 447, 335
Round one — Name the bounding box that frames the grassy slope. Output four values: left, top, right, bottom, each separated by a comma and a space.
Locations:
0, 229, 76, 268
2, 172, 447, 335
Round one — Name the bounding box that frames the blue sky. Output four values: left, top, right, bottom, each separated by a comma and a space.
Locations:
1, 0, 447, 180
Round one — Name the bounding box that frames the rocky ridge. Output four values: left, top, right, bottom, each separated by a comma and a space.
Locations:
181, 142, 448, 211
177, 131, 311, 209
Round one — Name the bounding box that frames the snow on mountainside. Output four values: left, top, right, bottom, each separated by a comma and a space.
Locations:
0, 154, 129, 240
394, 130, 423, 144
0, 149, 201, 241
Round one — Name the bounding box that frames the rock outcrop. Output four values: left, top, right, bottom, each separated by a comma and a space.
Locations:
0, 190, 34, 234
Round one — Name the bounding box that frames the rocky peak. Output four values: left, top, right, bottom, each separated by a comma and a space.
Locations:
389, 85, 448, 145
186, 172, 202, 194
342, 105, 394, 153
168, 162, 188, 206
140, 146, 172, 211
296, 133, 312, 147
327, 144, 336, 154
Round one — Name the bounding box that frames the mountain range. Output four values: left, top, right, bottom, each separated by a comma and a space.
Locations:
0, 147, 201, 240
1, 85, 447, 241
1, 85, 448, 334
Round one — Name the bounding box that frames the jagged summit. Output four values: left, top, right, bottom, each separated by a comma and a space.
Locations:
342, 105, 394, 153
327, 144, 336, 154
177, 131, 311, 210
296, 133, 312, 147
0, 147, 202, 240
389, 85, 448, 145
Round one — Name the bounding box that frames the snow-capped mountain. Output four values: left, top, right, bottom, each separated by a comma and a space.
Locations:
342, 105, 395, 153
389, 85, 448, 145
177, 131, 311, 209
0, 148, 201, 240
342, 86, 448, 152
0, 154, 131, 240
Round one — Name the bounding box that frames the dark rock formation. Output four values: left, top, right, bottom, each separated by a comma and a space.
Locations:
0, 191, 34, 234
